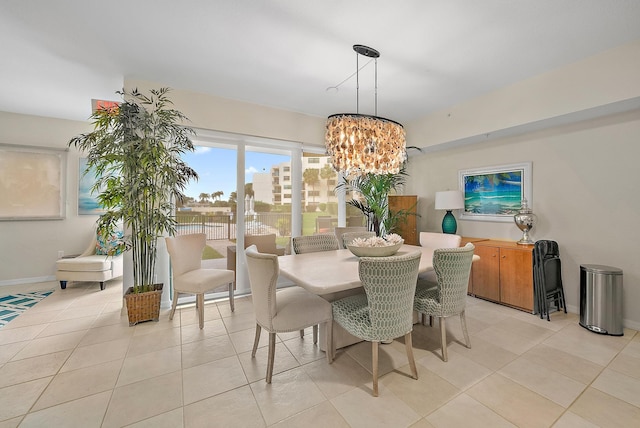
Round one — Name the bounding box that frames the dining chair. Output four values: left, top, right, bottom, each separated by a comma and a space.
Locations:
245, 245, 333, 383
341, 231, 376, 248
418, 232, 462, 282
292, 234, 340, 254
413, 243, 475, 361
334, 226, 367, 248
332, 251, 422, 396
165, 233, 235, 328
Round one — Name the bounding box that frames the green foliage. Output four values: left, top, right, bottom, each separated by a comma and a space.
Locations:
69, 88, 198, 293
337, 164, 410, 237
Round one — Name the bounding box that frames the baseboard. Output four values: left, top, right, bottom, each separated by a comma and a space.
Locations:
0, 275, 56, 287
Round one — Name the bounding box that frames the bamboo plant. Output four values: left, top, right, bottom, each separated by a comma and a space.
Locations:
69, 88, 198, 293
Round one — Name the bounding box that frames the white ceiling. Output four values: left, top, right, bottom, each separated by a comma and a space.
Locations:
2, 0, 640, 123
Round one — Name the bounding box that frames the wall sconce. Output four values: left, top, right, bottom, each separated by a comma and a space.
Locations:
435, 190, 464, 234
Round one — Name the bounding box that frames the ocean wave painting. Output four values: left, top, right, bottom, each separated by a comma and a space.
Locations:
78, 157, 106, 215
459, 163, 531, 222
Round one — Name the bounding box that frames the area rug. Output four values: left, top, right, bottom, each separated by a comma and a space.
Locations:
0, 290, 54, 329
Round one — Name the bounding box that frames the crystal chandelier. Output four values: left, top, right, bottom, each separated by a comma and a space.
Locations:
325, 45, 406, 178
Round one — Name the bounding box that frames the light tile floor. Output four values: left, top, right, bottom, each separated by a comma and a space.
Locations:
0, 279, 638, 427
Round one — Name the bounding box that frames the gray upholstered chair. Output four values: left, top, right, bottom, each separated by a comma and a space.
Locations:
418, 232, 462, 282
413, 243, 475, 362
341, 231, 376, 248
292, 234, 340, 254
332, 251, 422, 396
334, 226, 367, 249
165, 233, 235, 328
245, 245, 333, 383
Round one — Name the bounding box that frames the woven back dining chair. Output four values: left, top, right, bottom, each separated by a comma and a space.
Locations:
332, 251, 422, 396
334, 226, 367, 249
292, 234, 340, 254
413, 243, 475, 361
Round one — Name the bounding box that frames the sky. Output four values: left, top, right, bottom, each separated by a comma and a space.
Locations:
181, 146, 290, 202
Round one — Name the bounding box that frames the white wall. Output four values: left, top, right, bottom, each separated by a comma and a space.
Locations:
406, 111, 640, 329
0, 112, 96, 284
403, 39, 640, 329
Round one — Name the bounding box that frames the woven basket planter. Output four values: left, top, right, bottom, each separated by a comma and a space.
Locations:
124, 284, 163, 326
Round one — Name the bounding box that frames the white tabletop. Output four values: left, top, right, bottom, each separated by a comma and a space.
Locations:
278, 244, 436, 296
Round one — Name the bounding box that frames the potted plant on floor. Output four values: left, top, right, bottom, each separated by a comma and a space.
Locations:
70, 87, 198, 325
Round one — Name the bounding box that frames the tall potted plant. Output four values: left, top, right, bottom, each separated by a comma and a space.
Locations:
70, 88, 198, 325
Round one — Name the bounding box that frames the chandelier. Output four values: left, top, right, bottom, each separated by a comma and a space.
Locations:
325, 45, 406, 178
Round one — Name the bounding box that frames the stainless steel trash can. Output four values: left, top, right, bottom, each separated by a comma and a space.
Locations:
579, 264, 623, 336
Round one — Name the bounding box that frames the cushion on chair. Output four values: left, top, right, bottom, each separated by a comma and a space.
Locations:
174, 269, 235, 294
271, 287, 332, 332
414, 282, 440, 314
331, 293, 374, 339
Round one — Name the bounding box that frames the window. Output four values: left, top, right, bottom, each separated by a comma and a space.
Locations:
308, 158, 320, 164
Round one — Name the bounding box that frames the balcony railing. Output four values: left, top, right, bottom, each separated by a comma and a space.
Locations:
175, 212, 292, 240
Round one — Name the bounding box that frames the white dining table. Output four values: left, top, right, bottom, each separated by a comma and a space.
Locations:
278, 244, 436, 296
277, 244, 479, 350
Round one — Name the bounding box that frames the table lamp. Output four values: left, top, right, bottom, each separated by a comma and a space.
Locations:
435, 190, 464, 234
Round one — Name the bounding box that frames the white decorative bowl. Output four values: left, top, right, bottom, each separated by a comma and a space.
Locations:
346, 240, 404, 257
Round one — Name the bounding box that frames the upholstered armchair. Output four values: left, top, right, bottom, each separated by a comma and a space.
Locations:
166, 233, 235, 328
226, 234, 285, 279
418, 232, 462, 282
55, 232, 123, 291
245, 245, 333, 383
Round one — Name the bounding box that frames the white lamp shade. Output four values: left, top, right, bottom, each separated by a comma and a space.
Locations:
435, 190, 464, 210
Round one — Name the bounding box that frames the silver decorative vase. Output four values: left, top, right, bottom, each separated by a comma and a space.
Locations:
514, 198, 537, 245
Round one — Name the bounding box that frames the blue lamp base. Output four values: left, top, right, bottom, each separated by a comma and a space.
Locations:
441, 210, 457, 234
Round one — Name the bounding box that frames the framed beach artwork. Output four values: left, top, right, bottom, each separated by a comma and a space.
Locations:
0, 144, 67, 220
78, 157, 106, 215
458, 162, 532, 222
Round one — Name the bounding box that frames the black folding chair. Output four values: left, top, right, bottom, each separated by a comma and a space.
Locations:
533, 240, 567, 321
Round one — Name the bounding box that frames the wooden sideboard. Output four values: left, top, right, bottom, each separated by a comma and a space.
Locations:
388, 195, 418, 245
462, 238, 534, 312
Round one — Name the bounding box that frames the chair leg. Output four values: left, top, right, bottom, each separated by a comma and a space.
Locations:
300, 329, 304, 338
197, 293, 205, 329
404, 332, 418, 380
228, 283, 234, 312
372, 341, 379, 397
266, 332, 276, 384
313, 325, 318, 344
460, 310, 471, 349
169, 290, 179, 320
251, 324, 261, 357
326, 321, 333, 364
439, 317, 448, 362
429, 315, 434, 327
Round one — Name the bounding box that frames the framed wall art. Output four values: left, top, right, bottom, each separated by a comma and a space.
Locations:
458, 162, 532, 222
78, 157, 106, 215
0, 144, 67, 221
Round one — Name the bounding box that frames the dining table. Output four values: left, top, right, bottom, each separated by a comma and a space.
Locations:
277, 244, 479, 350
